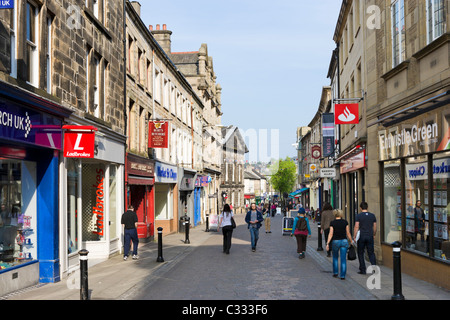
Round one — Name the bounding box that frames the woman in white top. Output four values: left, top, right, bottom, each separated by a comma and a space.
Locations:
218, 204, 234, 254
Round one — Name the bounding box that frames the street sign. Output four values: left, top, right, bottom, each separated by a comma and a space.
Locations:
320, 168, 336, 178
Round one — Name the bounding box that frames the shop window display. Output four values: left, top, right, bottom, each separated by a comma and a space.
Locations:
432, 152, 450, 261
67, 159, 79, 254
383, 160, 402, 243
0, 161, 37, 271
405, 156, 429, 254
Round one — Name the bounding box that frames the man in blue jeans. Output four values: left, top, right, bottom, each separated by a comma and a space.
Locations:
121, 205, 139, 260
245, 203, 264, 252
353, 202, 377, 274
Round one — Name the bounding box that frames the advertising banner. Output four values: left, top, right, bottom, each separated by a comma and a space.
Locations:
335, 104, 359, 125
63, 126, 97, 158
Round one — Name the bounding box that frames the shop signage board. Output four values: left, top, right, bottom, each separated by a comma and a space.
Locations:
63, 126, 97, 158
155, 161, 177, 183
149, 121, 169, 148
0, 102, 62, 149
0, 0, 14, 9
378, 108, 450, 161
320, 168, 336, 178
335, 104, 359, 124
340, 149, 365, 174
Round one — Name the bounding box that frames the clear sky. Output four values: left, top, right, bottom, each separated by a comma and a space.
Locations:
139, 0, 343, 162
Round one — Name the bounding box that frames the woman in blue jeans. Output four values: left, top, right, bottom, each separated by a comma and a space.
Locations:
325, 209, 354, 280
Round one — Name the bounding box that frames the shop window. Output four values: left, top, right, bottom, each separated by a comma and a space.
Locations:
109, 165, 118, 240
405, 156, 429, 254
383, 160, 402, 243
82, 163, 106, 242
67, 159, 79, 254
0, 161, 37, 271
432, 152, 450, 261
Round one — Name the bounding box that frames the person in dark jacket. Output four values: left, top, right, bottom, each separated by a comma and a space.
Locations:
121, 205, 139, 261
245, 203, 264, 252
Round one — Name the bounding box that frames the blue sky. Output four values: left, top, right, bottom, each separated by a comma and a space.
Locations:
140, 0, 343, 162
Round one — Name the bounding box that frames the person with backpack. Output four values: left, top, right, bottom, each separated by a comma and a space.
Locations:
291, 207, 311, 259
218, 204, 234, 254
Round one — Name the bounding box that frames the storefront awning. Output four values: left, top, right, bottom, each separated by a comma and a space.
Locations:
289, 188, 309, 198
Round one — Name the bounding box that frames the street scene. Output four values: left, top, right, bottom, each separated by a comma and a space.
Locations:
0, 0, 449, 306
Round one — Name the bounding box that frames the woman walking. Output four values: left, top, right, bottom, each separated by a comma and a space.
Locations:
291, 207, 311, 259
218, 204, 234, 254
326, 209, 353, 280
263, 203, 271, 233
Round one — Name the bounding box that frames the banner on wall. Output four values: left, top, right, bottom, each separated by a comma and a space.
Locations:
149, 121, 169, 149
322, 113, 335, 157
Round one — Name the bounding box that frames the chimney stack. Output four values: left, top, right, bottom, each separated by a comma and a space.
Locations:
151, 24, 172, 54
130, 1, 141, 16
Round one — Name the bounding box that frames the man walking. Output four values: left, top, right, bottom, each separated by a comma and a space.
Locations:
245, 203, 264, 252
353, 202, 377, 274
122, 205, 139, 260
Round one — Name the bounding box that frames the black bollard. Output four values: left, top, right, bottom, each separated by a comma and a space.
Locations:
391, 241, 405, 300
184, 217, 190, 244
157, 227, 164, 262
205, 214, 210, 232
317, 223, 323, 251
79, 249, 89, 300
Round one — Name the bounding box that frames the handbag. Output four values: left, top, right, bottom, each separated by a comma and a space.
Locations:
347, 244, 357, 261
230, 217, 236, 229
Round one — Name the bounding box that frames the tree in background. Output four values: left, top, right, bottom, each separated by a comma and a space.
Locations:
269, 157, 297, 199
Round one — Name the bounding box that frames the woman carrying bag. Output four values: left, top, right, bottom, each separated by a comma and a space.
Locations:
291, 207, 311, 259
218, 204, 235, 254
326, 209, 354, 280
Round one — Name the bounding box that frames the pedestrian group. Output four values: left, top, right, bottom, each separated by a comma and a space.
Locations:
121, 200, 377, 282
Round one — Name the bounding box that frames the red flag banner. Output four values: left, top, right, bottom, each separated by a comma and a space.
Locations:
149, 121, 169, 148
335, 104, 359, 125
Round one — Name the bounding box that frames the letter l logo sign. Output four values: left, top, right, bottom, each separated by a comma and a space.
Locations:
74, 133, 84, 151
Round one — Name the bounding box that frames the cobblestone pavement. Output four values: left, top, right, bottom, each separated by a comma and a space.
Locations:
128, 214, 377, 300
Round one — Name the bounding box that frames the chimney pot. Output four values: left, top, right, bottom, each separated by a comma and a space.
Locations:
156, 24, 160, 30
163, 24, 167, 30
149, 25, 153, 31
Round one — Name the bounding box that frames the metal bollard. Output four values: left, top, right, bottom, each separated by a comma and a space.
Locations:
205, 214, 210, 232
391, 241, 405, 300
156, 227, 164, 262
317, 223, 323, 251
184, 217, 190, 244
79, 249, 89, 300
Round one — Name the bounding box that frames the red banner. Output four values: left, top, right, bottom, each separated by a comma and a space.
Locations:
335, 104, 359, 125
63, 126, 97, 158
149, 121, 169, 148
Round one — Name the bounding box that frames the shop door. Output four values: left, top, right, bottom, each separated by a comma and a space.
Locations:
130, 185, 146, 238
349, 172, 358, 229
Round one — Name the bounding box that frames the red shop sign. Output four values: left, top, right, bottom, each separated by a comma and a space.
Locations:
335, 104, 359, 125
149, 121, 169, 149
63, 125, 97, 158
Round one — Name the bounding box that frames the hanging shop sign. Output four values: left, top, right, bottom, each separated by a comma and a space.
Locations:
149, 121, 169, 148
335, 104, 359, 125
63, 125, 97, 158
320, 168, 337, 178
378, 108, 450, 161
321, 113, 335, 157
311, 145, 321, 159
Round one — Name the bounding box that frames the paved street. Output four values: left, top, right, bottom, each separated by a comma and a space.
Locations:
3, 212, 449, 302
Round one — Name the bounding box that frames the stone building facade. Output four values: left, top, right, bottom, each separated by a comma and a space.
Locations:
0, 0, 126, 295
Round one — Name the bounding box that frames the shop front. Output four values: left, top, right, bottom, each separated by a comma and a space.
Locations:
337, 145, 366, 228
60, 118, 125, 276
194, 175, 209, 226
125, 154, 155, 241
154, 161, 178, 234
0, 83, 72, 296
378, 103, 450, 289
178, 168, 197, 229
